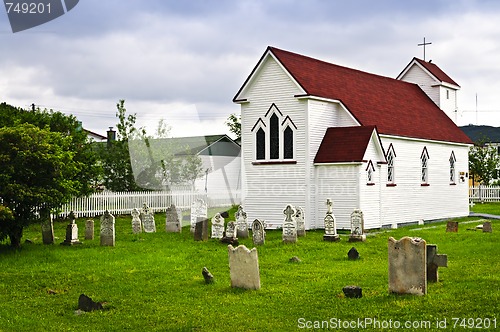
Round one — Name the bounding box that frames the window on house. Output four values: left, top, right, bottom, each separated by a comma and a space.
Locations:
387, 145, 396, 184
449, 152, 456, 184
446, 90, 450, 100
283, 126, 293, 159
421, 147, 429, 184
256, 127, 265, 160
269, 113, 279, 159
366, 160, 375, 185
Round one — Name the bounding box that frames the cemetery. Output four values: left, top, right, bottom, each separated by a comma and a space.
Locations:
0, 203, 499, 331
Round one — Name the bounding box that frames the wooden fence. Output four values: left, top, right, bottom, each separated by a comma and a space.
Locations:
469, 186, 500, 202
60, 190, 241, 217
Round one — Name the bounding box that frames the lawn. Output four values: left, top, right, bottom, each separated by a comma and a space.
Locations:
0, 208, 499, 331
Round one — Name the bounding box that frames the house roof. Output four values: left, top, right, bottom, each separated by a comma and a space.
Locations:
314, 126, 378, 163
412, 58, 460, 87
239, 47, 471, 145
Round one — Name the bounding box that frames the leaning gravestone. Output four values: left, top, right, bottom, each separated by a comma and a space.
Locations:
446, 221, 458, 233
41, 212, 55, 245
426, 244, 447, 282
295, 206, 306, 237
131, 208, 142, 234
228, 244, 261, 290
194, 217, 209, 241
388, 236, 427, 295
211, 213, 225, 239
483, 221, 493, 233
282, 204, 297, 243
165, 204, 182, 233
85, 220, 94, 240
100, 210, 115, 247
349, 209, 366, 242
235, 205, 249, 238
323, 199, 340, 242
141, 203, 156, 233
252, 219, 265, 246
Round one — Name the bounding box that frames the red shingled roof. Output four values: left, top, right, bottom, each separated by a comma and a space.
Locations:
412, 58, 460, 87
314, 126, 377, 163
267, 47, 471, 144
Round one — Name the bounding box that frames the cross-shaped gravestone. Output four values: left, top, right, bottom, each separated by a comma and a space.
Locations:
284, 205, 295, 222
426, 244, 448, 282
282, 204, 297, 243
323, 199, 340, 242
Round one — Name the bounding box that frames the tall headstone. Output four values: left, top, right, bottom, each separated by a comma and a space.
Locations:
446, 221, 458, 233
165, 204, 182, 233
295, 206, 306, 237
131, 208, 142, 234
41, 212, 55, 245
349, 209, 366, 242
282, 204, 297, 243
194, 217, 209, 241
141, 203, 156, 233
323, 199, 340, 242
388, 236, 427, 295
100, 210, 115, 247
85, 219, 94, 240
211, 213, 225, 239
190, 199, 207, 233
426, 244, 448, 282
61, 211, 82, 245
235, 205, 249, 238
252, 219, 265, 246
228, 245, 261, 290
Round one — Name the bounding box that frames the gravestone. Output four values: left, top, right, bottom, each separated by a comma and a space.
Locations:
347, 247, 360, 260
388, 236, 427, 295
141, 203, 156, 233
295, 206, 306, 237
235, 205, 249, 238
228, 244, 260, 290
85, 219, 94, 240
323, 199, 340, 242
61, 211, 82, 245
426, 244, 448, 282
446, 221, 458, 232
342, 285, 362, 298
165, 204, 182, 233
131, 208, 142, 234
349, 209, 366, 242
78, 294, 103, 312
194, 217, 209, 241
41, 213, 55, 245
202, 267, 214, 284
100, 210, 115, 247
211, 213, 225, 239
282, 204, 297, 243
483, 221, 493, 233
252, 219, 265, 246
221, 221, 238, 245
190, 199, 207, 233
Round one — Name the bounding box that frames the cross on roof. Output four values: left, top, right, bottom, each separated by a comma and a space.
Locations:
418, 37, 432, 61
283, 204, 295, 222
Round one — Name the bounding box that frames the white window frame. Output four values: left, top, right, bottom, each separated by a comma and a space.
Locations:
421, 147, 430, 185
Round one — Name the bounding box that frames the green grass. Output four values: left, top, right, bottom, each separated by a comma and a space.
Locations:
471, 201, 500, 215
1, 210, 499, 331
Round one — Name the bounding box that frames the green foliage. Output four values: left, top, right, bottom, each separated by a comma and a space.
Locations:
225, 113, 241, 139
469, 142, 500, 184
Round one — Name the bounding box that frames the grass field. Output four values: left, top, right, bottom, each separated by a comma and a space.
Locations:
0, 205, 499, 331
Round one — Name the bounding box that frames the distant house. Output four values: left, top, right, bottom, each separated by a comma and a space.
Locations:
233, 46, 472, 230
83, 129, 107, 142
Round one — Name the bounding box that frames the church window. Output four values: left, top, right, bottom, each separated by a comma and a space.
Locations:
449, 151, 456, 184
387, 144, 396, 184
366, 160, 375, 185
256, 127, 265, 160
283, 126, 293, 159
421, 147, 429, 184
269, 113, 279, 159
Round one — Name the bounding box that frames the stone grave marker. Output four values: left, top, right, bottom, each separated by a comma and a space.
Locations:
323, 199, 340, 242
282, 204, 297, 243
228, 244, 260, 290
342, 285, 362, 298
221, 221, 238, 245
388, 236, 427, 295
252, 219, 265, 246
235, 205, 249, 238
426, 244, 447, 282
349, 209, 366, 242
483, 221, 493, 233
165, 204, 182, 233
141, 203, 156, 233
100, 210, 115, 247
61, 211, 82, 245
131, 208, 142, 234
194, 217, 209, 241
211, 213, 225, 239
41, 212, 55, 245
446, 221, 458, 233
348, 247, 360, 260
295, 206, 306, 237
190, 199, 207, 233
85, 219, 94, 240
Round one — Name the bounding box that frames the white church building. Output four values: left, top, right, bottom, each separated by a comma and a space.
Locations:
233, 46, 472, 230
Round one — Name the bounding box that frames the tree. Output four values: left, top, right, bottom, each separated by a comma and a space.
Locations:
469, 142, 500, 185
225, 113, 241, 139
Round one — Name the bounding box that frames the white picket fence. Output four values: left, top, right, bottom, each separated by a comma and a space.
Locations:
469, 186, 500, 202
60, 190, 241, 217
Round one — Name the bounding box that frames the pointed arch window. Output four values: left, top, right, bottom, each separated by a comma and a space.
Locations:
269, 113, 279, 159
386, 144, 396, 185
421, 147, 430, 185
256, 127, 265, 160
283, 126, 293, 159
449, 151, 456, 184
366, 160, 375, 185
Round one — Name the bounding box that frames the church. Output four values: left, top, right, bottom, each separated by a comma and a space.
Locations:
233, 46, 472, 230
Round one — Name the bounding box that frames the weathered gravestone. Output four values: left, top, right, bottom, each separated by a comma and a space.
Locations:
446, 221, 458, 233
283, 204, 297, 243
221, 221, 238, 245
295, 206, 306, 237
483, 221, 493, 233
228, 244, 260, 290
100, 210, 115, 246
61, 211, 82, 245
235, 205, 249, 238
131, 208, 142, 234
165, 204, 182, 233
211, 213, 225, 239
78, 294, 103, 312
388, 236, 427, 295
426, 244, 448, 282
348, 247, 360, 260
85, 220, 94, 240
252, 219, 265, 246
194, 217, 209, 241
342, 285, 362, 298
41, 212, 55, 245
349, 209, 366, 242
190, 199, 207, 233
323, 199, 340, 242
141, 203, 156, 233
202, 267, 214, 284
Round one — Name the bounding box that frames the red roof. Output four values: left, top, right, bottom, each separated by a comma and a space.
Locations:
314, 126, 378, 163
265, 47, 471, 144
412, 58, 460, 87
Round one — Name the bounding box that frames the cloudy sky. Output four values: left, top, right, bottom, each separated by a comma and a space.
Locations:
1, 0, 500, 138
